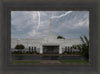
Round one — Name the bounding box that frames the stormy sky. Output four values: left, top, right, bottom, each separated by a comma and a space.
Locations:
11, 11, 89, 39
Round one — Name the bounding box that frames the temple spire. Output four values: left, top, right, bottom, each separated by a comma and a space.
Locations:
49, 18, 52, 35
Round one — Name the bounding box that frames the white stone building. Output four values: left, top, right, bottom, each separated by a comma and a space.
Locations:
11, 19, 83, 54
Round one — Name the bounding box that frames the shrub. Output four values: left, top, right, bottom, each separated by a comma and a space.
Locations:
15, 44, 25, 49
57, 36, 65, 39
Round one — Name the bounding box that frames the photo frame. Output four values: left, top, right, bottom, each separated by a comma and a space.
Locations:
10, 10, 90, 65
0, 0, 99, 74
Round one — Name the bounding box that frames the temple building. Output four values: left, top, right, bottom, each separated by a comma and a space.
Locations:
11, 19, 83, 54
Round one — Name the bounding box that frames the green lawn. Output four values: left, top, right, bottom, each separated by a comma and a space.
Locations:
60, 60, 88, 63
11, 60, 88, 64
11, 61, 40, 63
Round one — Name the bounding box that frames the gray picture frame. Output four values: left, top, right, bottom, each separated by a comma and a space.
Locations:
0, 0, 99, 74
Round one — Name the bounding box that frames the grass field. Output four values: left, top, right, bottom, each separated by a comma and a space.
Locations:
11, 61, 40, 63
60, 60, 88, 63
11, 60, 88, 64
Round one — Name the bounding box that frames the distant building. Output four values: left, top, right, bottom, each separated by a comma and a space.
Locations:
11, 19, 83, 54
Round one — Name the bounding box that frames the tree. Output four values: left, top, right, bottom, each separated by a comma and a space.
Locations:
57, 36, 65, 39
15, 44, 25, 52
76, 36, 89, 60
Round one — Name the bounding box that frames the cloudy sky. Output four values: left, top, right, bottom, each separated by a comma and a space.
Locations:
11, 11, 89, 39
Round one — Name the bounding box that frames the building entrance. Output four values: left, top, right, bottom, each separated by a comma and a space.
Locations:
43, 45, 59, 54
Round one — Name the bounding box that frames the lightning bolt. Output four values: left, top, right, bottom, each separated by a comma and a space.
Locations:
51, 11, 72, 19
32, 11, 40, 35
37, 11, 40, 30
31, 11, 72, 36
